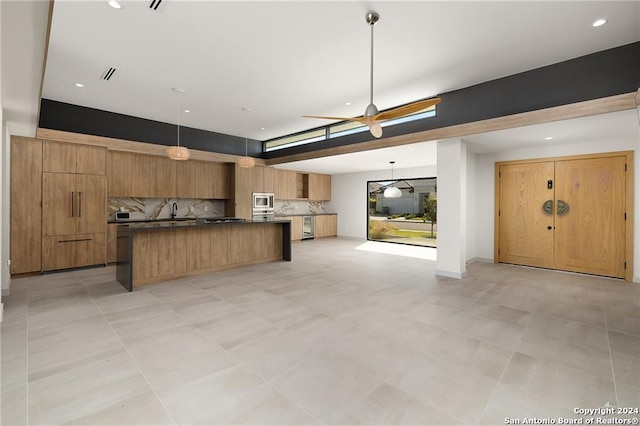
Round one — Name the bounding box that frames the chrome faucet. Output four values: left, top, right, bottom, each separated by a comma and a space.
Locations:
171, 202, 178, 219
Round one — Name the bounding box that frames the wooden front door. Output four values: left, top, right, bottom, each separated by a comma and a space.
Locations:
497, 153, 630, 279
554, 156, 626, 278
498, 161, 555, 269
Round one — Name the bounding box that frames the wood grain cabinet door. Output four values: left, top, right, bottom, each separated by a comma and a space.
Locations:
130, 154, 155, 197
76, 174, 106, 235
107, 151, 132, 197
76, 145, 107, 175
498, 162, 555, 269
309, 174, 331, 201
175, 160, 197, 199
43, 141, 76, 173
11, 138, 43, 274
42, 172, 78, 237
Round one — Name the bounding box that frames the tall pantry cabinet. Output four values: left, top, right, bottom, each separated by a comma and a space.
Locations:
10, 137, 107, 275
10, 137, 43, 274
41, 142, 107, 271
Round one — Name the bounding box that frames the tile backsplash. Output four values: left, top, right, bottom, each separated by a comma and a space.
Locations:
275, 200, 328, 216
108, 198, 225, 221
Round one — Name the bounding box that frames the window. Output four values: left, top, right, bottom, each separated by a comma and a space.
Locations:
264, 104, 437, 152
367, 177, 437, 248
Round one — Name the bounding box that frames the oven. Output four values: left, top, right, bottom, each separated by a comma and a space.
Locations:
252, 193, 275, 215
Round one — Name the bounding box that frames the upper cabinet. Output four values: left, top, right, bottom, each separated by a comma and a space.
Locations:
107, 151, 132, 197
253, 166, 274, 194
308, 173, 331, 201
195, 161, 229, 199
274, 169, 297, 200
107, 152, 229, 199
43, 141, 106, 175
274, 170, 331, 201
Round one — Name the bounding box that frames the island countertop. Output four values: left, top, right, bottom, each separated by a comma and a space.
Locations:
120, 218, 292, 232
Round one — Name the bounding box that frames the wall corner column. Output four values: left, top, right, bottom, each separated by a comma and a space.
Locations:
436, 138, 468, 279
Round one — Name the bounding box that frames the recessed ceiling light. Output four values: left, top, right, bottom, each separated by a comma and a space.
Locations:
545, 136, 553, 140
184, 109, 190, 113
260, 127, 266, 130
107, 0, 122, 9
344, 102, 351, 106
592, 18, 607, 27
74, 83, 84, 88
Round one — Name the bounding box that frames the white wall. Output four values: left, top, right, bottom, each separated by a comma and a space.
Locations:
466, 150, 478, 262
327, 165, 437, 239
472, 137, 640, 282
436, 139, 468, 278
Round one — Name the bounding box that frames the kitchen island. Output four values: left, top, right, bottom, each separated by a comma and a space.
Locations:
116, 219, 291, 291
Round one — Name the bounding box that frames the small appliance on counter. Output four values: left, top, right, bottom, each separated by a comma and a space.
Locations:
115, 211, 131, 222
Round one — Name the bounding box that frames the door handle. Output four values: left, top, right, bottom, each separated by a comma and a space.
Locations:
557, 200, 569, 216
542, 200, 553, 216
70, 192, 74, 217
78, 192, 82, 217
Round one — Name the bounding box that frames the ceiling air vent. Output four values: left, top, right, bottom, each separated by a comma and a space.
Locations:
147, 0, 164, 11
101, 67, 117, 81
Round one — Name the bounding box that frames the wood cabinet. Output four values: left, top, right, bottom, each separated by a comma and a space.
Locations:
315, 215, 337, 238
107, 151, 133, 197
274, 170, 331, 201
309, 173, 331, 201
108, 153, 229, 199
275, 169, 297, 200
253, 166, 274, 193
42, 171, 106, 271
42, 233, 105, 271
211, 162, 230, 199
10, 137, 43, 274
175, 160, 197, 199
107, 223, 119, 263
280, 216, 303, 241
154, 157, 177, 198
227, 164, 253, 219
130, 154, 155, 197
194, 160, 230, 199
42, 173, 106, 237
43, 141, 106, 175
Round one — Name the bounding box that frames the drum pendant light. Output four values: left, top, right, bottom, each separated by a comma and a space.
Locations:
384, 161, 401, 198
166, 88, 190, 160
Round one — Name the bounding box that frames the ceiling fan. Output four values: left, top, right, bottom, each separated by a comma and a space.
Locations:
303, 11, 441, 139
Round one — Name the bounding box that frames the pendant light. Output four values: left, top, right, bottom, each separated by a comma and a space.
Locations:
237, 107, 256, 168
166, 88, 190, 161
384, 161, 402, 198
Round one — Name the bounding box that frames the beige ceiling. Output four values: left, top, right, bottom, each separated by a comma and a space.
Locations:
2, 1, 639, 174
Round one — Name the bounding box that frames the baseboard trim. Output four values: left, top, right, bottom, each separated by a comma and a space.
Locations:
634, 276, 640, 284
467, 257, 493, 264
435, 269, 468, 279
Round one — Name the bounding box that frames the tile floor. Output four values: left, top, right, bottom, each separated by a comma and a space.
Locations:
1, 238, 639, 425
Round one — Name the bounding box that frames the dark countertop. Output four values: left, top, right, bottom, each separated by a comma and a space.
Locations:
275, 213, 337, 217
108, 217, 211, 224
120, 218, 292, 233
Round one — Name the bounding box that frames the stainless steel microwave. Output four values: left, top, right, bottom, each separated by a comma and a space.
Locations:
253, 192, 275, 214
